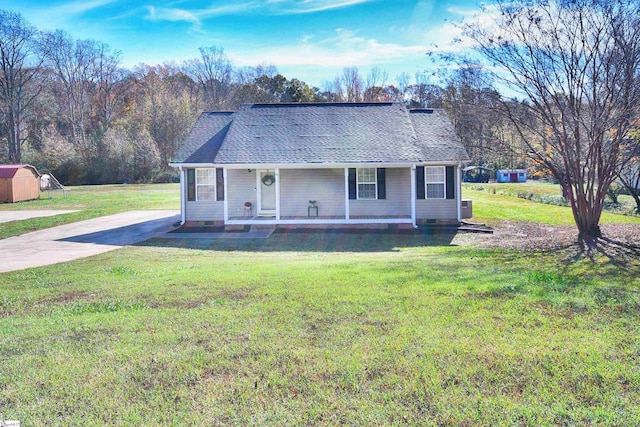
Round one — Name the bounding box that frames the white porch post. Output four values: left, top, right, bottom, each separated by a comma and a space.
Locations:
275, 168, 281, 220
456, 164, 462, 222
223, 168, 229, 223
410, 165, 416, 227
344, 168, 350, 220
179, 166, 186, 225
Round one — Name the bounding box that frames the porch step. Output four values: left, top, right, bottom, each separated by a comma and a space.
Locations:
224, 224, 248, 232
249, 224, 277, 230
416, 221, 494, 234
458, 220, 494, 234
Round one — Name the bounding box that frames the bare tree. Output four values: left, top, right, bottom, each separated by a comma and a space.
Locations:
466, 0, 640, 240
407, 71, 444, 108
0, 10, 45, 163
443, 64, 502, 166
184, 46, 234, 110
340, 66, 363, 102
43, 30, 122, 168
396, 72, 411, 103
363, 66, 388, 101
132, 64, 195, 167
94, 42, 125, 133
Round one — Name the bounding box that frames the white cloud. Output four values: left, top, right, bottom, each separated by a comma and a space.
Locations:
228, 27, 429, 68
395, 4, 502, 56
145, 6, 200, 24
144, 2, 260, 24
52, 0, 117, 15
278, 0, 377, 14
19, 0, 118, 30
142, 0, 376, 24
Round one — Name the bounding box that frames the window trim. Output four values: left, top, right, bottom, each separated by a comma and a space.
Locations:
195, 168, 217, 201
356, 167, 378, 200
424, 166, 446, 199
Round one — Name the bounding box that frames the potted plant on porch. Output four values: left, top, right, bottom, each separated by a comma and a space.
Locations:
308, 200, 318, 217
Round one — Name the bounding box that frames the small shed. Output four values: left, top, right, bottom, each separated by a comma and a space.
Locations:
497, 169, 527, 183
0, 164, 41, 203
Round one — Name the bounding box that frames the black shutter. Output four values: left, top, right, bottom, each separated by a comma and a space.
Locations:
187, 169, 195, 201
216, 168, 224, 201
446, 166, 455, 199
348, 168, 356, 200
416, 166, 425, 199
377, 168, 386, 200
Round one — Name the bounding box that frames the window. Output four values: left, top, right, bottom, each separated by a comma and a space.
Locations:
425, 166, 445, 199
357, 167, 377, 200
196, 168, 216, 201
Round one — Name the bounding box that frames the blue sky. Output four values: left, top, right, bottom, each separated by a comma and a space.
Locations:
3, 0, 482, 87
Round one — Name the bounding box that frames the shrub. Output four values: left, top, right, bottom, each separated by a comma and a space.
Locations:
153, 169, 180, 183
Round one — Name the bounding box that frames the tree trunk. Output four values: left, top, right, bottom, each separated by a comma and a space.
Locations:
566, 182, 604, 241
577, 221, 602, 241
632, 193, 640, 214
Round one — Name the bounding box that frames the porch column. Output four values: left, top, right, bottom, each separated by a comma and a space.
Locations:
179, 166, 186, 225
456, 164, 462, 222
223, 168, 229, 223
275, 168, 281, 220
344, 168, 350, 220
410, 165, 416, 227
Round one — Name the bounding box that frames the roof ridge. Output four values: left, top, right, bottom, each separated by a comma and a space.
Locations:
243, 102, 402, 108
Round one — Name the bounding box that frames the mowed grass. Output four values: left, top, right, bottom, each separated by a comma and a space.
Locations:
1, 183, 639, 425
463, 183, 640, 226
0, 183, 179, 239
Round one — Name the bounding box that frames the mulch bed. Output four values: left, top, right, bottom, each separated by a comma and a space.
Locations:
455, 221, 640, 253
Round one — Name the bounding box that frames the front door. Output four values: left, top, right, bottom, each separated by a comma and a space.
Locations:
257, 169, 276, 216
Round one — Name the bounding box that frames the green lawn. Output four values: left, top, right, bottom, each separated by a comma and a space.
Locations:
464, 183, 640, 226
0, 184, 179, 239
1, 184, 639, 425
465, 181, 640, 221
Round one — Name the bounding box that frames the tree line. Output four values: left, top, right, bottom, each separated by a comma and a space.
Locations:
0, 9, 516, 185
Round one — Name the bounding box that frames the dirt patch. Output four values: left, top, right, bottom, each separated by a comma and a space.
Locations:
456, 221, 640, 251
40, 291, 94, 305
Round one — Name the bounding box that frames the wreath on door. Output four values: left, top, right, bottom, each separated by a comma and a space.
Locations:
261, 174, 275, 186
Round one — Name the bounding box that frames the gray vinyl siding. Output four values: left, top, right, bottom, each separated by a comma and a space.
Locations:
349, 168, 411, 216
186, 200, 224, 221
280, 168, 345, 217
227, 168, 257, 216
185, 167, 224, 221
416, 199, 457, 219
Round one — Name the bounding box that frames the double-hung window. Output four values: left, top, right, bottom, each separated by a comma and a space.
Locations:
357, 167, 377, 200
425, 166, 445, 199
196, 168, 216, 201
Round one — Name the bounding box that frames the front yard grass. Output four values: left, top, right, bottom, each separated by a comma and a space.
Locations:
1, 182, 639, 424
464, 183, 640, 226
1, 233, 639, 425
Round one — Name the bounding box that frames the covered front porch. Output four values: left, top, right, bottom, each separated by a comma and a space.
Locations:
224, 166, 416, 226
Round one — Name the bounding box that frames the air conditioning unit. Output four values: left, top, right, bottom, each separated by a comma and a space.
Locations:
461, 199, 473, 219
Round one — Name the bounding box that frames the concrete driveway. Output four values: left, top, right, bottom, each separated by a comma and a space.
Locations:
0, 210, 179, 273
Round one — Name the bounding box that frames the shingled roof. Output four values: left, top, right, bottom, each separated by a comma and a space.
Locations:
171, 103, 468, 165
0, 164, 40, 179
172, 112, 234, 163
